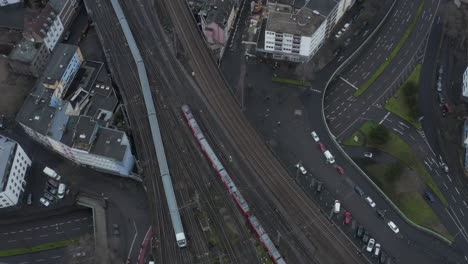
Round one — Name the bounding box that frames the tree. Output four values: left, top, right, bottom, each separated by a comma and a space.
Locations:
369, 124, 390, 145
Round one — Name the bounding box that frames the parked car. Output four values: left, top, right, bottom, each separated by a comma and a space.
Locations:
443, 165, 449, 173
424, 190, 435, 202
295, 163, 307, 175
63, 31, 71, 41
366, 238, 375, 252
364, 152, 373, 158
365, 196, 376, 208
334, 200, 341, 213
387, 221, 400, 233
438, 93, 446, 104
44, 192, 55, 201
58, 183, 66, 199
47, 178, 59, 188
311, 131, 320, 142
27, 193, 33, 205
316, 182, 323, 193
45, 185, 57, 195
354, 185, 365, 196
39, 197, 50, 207
73, 251, 86, 257
344, 212, 352, 225
436, 79, 442, 92
318, 142, 327, 152
376, 209, 386, 219
373, 243, 381, 257
356, 225, 364, 238
335, 166, 345, 175
379, 251, 387, 263
113, 224, 120, 237
362, 231, 370, 243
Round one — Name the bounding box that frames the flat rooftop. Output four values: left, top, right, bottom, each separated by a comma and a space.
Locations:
8, 38, 41, 63
42, 43, 79, 86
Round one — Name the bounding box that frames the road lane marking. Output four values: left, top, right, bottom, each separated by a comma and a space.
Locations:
40, 234, 48, 238
445, 207, 468, 242
443, 182, 448, 190
379, 112, 391, 125
452, 195, 457, 203
463, 200, 468, 208
72, 227, 81, 231
447, 175, 452, 182
56, 231, 64, 234
460, 208, 465, 217
8, 239, 16, 242
339, 77, 358, 90
51, 256, 61, 259
455, 187, 460, 195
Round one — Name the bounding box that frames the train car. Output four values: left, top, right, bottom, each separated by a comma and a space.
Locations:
248, 215, 286, 264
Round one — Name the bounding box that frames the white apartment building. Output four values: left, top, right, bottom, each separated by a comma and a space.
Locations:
262, 0, 354, 62
462, 67, 468, 99
0, 136, 32, 208
24, 4, 64, 52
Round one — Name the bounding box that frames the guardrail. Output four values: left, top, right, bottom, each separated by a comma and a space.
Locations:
320, 0, 453, 245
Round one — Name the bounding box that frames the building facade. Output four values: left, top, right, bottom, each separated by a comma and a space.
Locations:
463, 67, 468, 99
262, 0, 354, 62
8, 39, 50, 77
48, 0, 80, 29
0, 136, 32, 208
23, 4, 64, 52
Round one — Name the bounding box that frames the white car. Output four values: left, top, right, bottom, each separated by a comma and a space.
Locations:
39, 197, 50, 207
365, 196, 376, 208
334, 200, 341, 213
295, 163, 307, 175
443, 165, 449, 173
387, 221, 400, 233
366, 238, 375, 252
373, 243, 381, 257
364, 152, 373, 158
311, 131, 319, 142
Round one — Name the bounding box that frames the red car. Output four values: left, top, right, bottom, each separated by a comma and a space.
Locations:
336, 166, 345, 175
344, 211, 352, 225
318, 142, 327, 152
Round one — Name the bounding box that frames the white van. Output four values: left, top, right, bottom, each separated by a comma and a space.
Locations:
43, 167, 61, 181
334, 200, 341, 213
323, 150, 335, 164
58, 183, 66, 199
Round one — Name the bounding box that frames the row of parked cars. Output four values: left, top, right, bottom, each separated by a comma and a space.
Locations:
39, 167, 67, 207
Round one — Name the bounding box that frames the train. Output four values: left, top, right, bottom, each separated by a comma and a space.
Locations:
181, 105, 286, 264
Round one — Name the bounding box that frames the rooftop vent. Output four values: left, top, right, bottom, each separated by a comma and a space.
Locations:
105, 86, 110, 90
313, 10, 320, 15
59, 64, 63, 68
34, 116, 40, 120
117, 138, 121, 143
79, 134, 86, 139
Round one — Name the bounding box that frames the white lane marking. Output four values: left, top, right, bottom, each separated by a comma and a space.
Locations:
40, 234, 48, 237
8, 239, 16, 242
42, 226, 48, 229
463, 200, 468, 208
74, 219, 80, 222
51, 256, 61, 259
379, 112, 391, 125
339, 77, 359, 90
72, 227, 81, 231
452, 195, 457, 203
35, 259, 45, 262
445, 207, 468, 242
56, 231, 64, 235
443, 182, 448, 190
399, 121, 409, 128
460, 208, 465, 217
447, 174, 452, 182
455, 187, 460, 195
392, 128, 403, 135
10, 231, 16, 234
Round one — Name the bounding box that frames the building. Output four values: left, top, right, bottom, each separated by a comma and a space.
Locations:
23, 4, 64, 52
17, 57, 135, 176
462, 67, 468, 99
261, 0, 354, 62
8, 38, 50, 76
0, 0, 22, 7
0, 136, 32, 209
463, 119, 468, 170
0, 2, 26, 30
48, 0, 80, 29
198, 0, 240, 59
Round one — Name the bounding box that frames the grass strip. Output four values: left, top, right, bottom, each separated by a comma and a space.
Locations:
385, 64, 423, 130
272, 77, 312, 87
345, 121, 448, 205
0, 238, 80, 257
354, 0, 425, 97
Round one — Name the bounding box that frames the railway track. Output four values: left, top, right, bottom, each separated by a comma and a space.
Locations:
156, 0, 366, 263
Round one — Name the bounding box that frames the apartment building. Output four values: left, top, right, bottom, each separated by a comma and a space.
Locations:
0, 136, 32, 209
262, 0, 354, 62
23, 4, 64, 52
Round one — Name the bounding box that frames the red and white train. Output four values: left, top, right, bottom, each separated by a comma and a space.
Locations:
181, 105, 286, 264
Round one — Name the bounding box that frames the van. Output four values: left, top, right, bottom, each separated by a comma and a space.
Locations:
58, 183, 66, 199
43, 167, 61, 181
323, 150, 335, 164
334, 200, 341, 213
424, 190, 435, 202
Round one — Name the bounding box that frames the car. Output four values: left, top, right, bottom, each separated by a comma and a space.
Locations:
295, 163, 307, 175
311, 131, 320, 142
316, 182, 323, 193
27, 193, 33, 205
424, 190, 435, 202
362, 231, 370, 243
318, 142, 327, 152
379, 251, 387, 263
365, 196, 376, 208
0, 114, 5, 129
63, 31, 71, 41
364, 152, 373, 158
344, 211, 352, 225
356, 225, 364, 238
387, 221, 400, 233
113, 224, 120, 237
442, 103, 450, 113
438, 93, 446, 104
438, 65, 444, 75
366, 238, 375, 252
44, 192, 55, 201
443, 165, 449, 173
73, 251, 86, 257
45, 184, 57, 195
436, 79, 442, 92
376, 209, 386, 219
354, 185, 365, 196
47, 178, 59, 188
335, 166, 345, 175
39, 197, 50, 207
373, 243, 381, 257
334, 200, 341, 213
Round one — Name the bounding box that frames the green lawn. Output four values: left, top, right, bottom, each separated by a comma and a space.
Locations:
354, 0, 425, 96
271, 77, 312, 87
0, 238, 80, 257
345, 122, 448, 205
366, 164, 453, 241
385, 64, 423, 130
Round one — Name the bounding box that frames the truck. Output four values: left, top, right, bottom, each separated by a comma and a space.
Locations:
43, 167, 61, 181
323, 150, 335, 164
